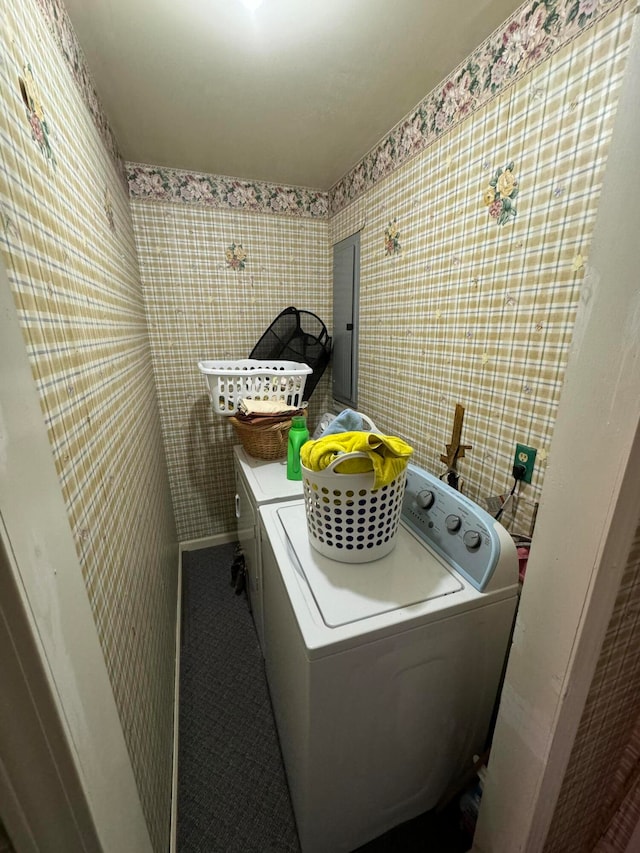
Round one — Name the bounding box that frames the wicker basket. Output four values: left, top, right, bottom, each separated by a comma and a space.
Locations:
230, 416, 294, 460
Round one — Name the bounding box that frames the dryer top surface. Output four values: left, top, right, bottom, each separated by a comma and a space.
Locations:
234, 444, 303, 504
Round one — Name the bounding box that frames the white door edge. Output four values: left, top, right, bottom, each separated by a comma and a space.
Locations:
0, 258, 153, 852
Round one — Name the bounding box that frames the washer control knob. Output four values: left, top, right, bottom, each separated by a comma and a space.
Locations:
416, 490, 435, 510
463, 530, 482, 550
445, 514, 461, 532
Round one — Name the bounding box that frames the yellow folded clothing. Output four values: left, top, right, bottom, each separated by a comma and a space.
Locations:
300, 432, 413, 489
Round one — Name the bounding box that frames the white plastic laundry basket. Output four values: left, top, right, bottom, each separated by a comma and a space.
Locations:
302, 452, 408, 563
198, 359, 312, 415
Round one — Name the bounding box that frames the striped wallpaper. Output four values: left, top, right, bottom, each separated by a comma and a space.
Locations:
329, 2, 633, 541
546, 520, 640, 851
0, 0, 177, 849
128, 0, 635, 546
129, 200, 332, 542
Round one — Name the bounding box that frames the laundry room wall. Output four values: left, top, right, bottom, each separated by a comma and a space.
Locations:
329, 0, 633, 540
129, 178, 331, 542
0, 2, 177, 851
328, 1, 640, 845
544, 517, 640, 851
122, 1, 636, 549
4, 0, 634, 848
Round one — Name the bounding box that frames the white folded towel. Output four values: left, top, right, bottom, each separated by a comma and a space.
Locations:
238, 399, 301, 416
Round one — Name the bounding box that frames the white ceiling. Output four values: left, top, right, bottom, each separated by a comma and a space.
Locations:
64, 0, 525, 190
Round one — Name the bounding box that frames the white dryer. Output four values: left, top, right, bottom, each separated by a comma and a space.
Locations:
233, 444, 303, 653
259, 463, 519, 853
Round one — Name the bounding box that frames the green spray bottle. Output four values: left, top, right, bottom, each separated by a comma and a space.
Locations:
287, 415, 309, 480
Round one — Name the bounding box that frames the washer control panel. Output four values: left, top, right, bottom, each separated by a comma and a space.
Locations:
402, 464, 503, 591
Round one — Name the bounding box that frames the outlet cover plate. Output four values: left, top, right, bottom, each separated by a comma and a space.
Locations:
514, 443, 537, 483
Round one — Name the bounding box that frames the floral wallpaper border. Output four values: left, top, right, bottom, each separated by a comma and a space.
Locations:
34, 0, 126, 183
328, 0, 628, 215
126, 163, 330, 219
33, 0, 628, 218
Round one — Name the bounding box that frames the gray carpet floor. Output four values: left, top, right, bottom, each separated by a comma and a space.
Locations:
177, 543, 471, 853
178, 542, 299, 852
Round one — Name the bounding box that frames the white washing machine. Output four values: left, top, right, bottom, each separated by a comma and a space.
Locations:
259, 463, 519, 853
233, 444, 303, 653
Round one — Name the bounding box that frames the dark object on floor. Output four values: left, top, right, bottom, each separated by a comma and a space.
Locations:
355, 802, 472, 853
230, 552, 246, 595
249, 306, 331, 401
178, 544, 472, 853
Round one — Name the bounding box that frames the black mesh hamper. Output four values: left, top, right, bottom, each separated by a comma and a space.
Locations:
249, 306, 331, 401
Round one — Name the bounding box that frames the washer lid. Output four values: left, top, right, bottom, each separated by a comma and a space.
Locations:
277, 504, 464, 627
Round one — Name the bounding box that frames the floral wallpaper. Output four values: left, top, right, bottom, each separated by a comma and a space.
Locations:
384, 218, 401, 256
129, 200, 331, 542
18, 62, 55, 166
1, 2, 177, 849
329, 0, 632, 542
329, 0, 627, 214
225, 241, 247, 270
34, 0, 126, 183
31, 0, 626, 225
484, 162, 519, 225
127, 163, 329, 219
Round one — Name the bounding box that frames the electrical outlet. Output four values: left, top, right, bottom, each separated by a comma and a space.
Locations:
514, 443, 537, 484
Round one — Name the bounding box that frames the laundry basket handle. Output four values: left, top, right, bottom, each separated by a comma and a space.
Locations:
324, 451, 375, 474
358, 412, 380, 433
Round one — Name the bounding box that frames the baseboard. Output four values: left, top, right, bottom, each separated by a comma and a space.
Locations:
169, 551, 182, 853
179, 531, 237, 554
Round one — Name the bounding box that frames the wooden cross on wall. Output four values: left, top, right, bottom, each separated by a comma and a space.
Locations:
440, 403, 472, 489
